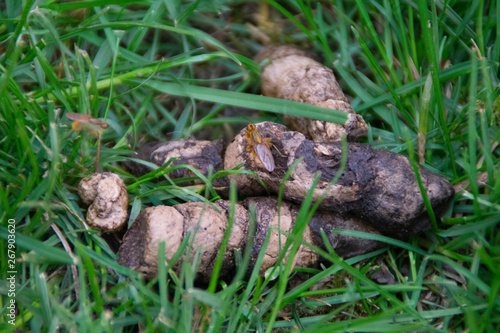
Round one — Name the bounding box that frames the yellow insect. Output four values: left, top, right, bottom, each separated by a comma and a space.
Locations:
65, 112, 109, 137
65, 112, 108, 172
246, 123, 275, 172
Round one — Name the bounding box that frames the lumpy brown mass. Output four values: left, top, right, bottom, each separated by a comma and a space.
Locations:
256, 45, 368, 142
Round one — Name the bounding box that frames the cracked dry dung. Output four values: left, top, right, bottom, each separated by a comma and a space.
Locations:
124, 139, 227, 186
78, 172, 128, 233
118, 197, 382, 281
255, 44, 367, 142
225, 122, 454, 240
118, 201, 248, 282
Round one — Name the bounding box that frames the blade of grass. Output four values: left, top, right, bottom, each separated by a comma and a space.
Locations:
144, 80, 349, 124
417, 0, 458, 178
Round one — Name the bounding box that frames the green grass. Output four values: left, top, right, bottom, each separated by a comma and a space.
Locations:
1, 0, 499, 332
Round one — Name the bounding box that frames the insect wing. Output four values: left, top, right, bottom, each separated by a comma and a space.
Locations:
254, 142, 275, 172
66, 112, 92, 122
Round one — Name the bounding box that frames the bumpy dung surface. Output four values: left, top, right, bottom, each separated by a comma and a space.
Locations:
118, 196, 387, 281
225, 122, 454, 240
256, 45, 367, 142
124, 139, 226, 186
78, 172, 128, 232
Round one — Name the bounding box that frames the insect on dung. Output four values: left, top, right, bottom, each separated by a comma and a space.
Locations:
66, 112, 108, 173
246, 123, 277, 172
